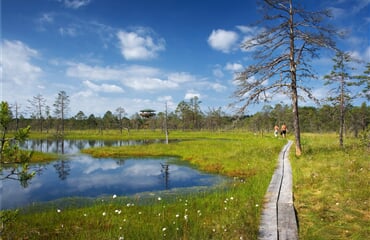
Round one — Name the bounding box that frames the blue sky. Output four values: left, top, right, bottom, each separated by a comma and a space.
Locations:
1, 0, 369, 118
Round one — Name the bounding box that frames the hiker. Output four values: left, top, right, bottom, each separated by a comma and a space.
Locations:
274, 125, 279, 137
280, 123, 287, 138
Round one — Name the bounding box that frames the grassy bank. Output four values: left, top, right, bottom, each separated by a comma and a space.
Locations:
29, 129, 236, 140
291, 134, 369, 239
2, 131, 285, 239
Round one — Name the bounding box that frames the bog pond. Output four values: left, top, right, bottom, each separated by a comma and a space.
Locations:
1, 139, 226, 210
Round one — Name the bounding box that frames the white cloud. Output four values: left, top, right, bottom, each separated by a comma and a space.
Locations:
124, 77, 178, 90
207, 29, 239, 53
225, 62, 244, 72
236, 25, 257, 34
210, 83, 227, 92
365, 46, 370, 62
157, 95, 173, 102
184, 91, 200, 100
83, 80, 124, 93
60, 0, 91, 9
167, 72, 195, 83
117, 29, 165, 60
1, 40, 42, 86
350, 45, 370, 62
66, 63, 123, 80
66, 63, 199, 91
212, 68, 224, 78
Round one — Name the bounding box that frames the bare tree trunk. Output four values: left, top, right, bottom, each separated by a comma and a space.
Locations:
289, 0, 302, 156
292, 88, 302, 156
339, 74, 345, 147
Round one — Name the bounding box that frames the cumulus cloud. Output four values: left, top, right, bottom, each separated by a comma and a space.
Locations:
167, 72, 195, 83
207, 29, 239, 53
124, 77, 178, 90
157, 95, 173, 102
1, 40, 42, 85
83, 80, 124, 93
66, 63, 123, 80
66, 63, 199, 91
225, 62, 243, 72
184, 91, 200, 100
117, 29, 165, 60
211, 83, 227, 92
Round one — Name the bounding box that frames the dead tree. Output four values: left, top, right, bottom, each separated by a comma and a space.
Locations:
234, 0, 339, 156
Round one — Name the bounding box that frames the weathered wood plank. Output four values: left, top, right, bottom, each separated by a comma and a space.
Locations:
258, 140, 298, 240
278, 141, 298, 239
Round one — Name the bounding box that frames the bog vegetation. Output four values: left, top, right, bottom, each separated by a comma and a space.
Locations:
1, 129, 368, 239
1, 0, 369, 238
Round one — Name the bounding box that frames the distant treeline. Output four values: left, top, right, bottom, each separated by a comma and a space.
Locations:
7, 102, 369, 136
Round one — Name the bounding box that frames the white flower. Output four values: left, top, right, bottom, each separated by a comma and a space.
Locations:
102, 212, 106, 216
57, 209, 61, 213
157, 197, 162, 201
162, 227, 167, 231
113, 194, 117, 199
176, 214, 180, 218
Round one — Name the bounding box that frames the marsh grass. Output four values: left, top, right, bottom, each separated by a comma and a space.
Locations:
5, 182, 267, 239
291, 133, 369, 239
2, 131, 284, 239
30, 129, 245, 141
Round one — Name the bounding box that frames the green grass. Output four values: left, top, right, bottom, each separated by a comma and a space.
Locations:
2, 131, 285, 239
29, 129, 227, 140
291, 133, 369, 239
5, 131, 367, 239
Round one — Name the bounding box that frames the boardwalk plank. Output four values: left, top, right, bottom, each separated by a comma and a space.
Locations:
258, 140, 298, 240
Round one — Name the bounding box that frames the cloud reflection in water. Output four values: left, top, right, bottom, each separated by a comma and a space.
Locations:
1, 156, 224, 209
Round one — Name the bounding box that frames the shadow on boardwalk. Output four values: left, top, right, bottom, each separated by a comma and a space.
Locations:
258, 140, 299, 240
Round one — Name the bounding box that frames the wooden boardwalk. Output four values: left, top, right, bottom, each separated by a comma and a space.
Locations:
258, 140, 299, 240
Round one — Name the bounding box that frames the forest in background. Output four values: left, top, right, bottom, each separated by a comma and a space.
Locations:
5, 98, 370, 137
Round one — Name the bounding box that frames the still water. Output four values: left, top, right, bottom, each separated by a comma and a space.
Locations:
1, 140, 225, 209
20, 139, 170, 155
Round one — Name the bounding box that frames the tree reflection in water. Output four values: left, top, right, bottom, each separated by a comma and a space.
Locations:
53, 160, 71, 180
161, 163, 170, 189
